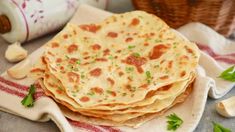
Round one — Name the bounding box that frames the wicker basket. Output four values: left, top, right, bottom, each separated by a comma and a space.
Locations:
132, 0, 235, 37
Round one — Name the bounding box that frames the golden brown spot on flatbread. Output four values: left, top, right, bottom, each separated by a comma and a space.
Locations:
67, 72, 80, 83
125, 37, 133, 42
91, 44, 101, 50
118, 71, 124, 76
63, 34, 68, 39
160, 75, 169, 80
79, 24, 101, 33
168, 61, 173, 69
90, 68, 102, 77
149, 44, 169, 60
80, 96, 90, 102
91, 87, 104, 95
107, 32, 118, 38
95, 58, 108, 62
107, 77, 115, 86
103, 49, 110, 56
157, 84, 173, 91
51, 42, 59, 48
30, 68, 45, 73
67, 44, 78, 53
56, 58, 62, 63
122, 54, 147, 73
68, 58, 78, 64
130, 18, 140, 26
180, 71, 186, 77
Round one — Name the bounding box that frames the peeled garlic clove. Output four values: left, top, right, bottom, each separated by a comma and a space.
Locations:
5, 42, 28, 62
216, 96, 235, 118
7, 58, 31, 79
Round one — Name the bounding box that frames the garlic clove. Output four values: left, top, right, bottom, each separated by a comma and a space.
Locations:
216, 96, 235, 118
5, 42, 28, 62
7, 58, 31, 79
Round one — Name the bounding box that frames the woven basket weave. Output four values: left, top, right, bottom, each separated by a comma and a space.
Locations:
132, 0, 235, 36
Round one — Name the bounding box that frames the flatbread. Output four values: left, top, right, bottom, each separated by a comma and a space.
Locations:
39, 78, 193, 122
42, 11, 199, 107
31, 10, 200, 127
61, 83, 193, 127
41, 70, 195, 112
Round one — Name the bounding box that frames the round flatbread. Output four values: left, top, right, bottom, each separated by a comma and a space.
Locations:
42, 11, 199, 107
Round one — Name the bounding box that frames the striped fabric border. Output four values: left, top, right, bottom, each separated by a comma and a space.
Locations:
0, 76, 120, 132
196, 43, 235, 64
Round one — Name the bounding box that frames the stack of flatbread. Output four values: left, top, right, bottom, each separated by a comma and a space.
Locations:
30, 11, 200, 128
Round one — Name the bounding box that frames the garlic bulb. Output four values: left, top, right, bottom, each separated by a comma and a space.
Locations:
7, 58, 31, 79
5, 42, 28, 62
216, 96, 235, 118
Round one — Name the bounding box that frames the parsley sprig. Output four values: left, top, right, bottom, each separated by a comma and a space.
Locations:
76, 60, 81, 65
126, 67, 134, 73
128, 45, 135, 50
145, 71, 152, 84
219, 65, 235, 82
133, 52, 140, 57
166, 113, 183, 131
213, 122, 231, 132
21, 85, 35, 107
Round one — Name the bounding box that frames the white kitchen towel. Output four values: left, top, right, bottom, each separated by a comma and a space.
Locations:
178, 23, 235, 99
0, 4, 234, 132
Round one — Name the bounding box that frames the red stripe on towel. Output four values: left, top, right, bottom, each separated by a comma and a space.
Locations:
100, 126, 122, 132
0, 77, 29, 91
214, 57, 235, 64
34, 91, 45, 99
196, 43, 235, 57
0, 83, 26, 98
69, 119, 104, 132
0, 83, 45, 100
0, 77, 45, 99
196, 43, 235, 64
0, 77, 120, 132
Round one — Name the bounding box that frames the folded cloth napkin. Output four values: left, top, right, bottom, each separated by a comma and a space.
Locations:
0, 4, 234, 132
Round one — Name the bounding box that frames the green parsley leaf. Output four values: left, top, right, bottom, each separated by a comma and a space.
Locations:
166, 113, 183, 131
154, 65, 160, 68
138, 15, 143, 19
58, 87, 63, 91
106, 90, 113, 94
87, 92, 95, 96
125, 67, 134, 73
212, 122, 231, 132
76, 60, 81, 65
219, 65, 235, 82
155, 39, 162, 43
146, 71, 151, 78
21, 85, 36, 107
145, 71, 152, 84
133, 52, 140, 57
81, 74, 85, 79
65, 55, 69, 59
128, 45, 135, 50
108, 55, 114, 60
73, 67, 79, 72
122, 93, 127, 96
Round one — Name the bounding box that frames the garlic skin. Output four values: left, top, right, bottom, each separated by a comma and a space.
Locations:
5, 42, 28, 62
7, 58, 31, 79
216, 96, 235, 118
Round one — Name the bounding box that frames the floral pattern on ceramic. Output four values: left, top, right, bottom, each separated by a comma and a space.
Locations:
11, 0, 78, 42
